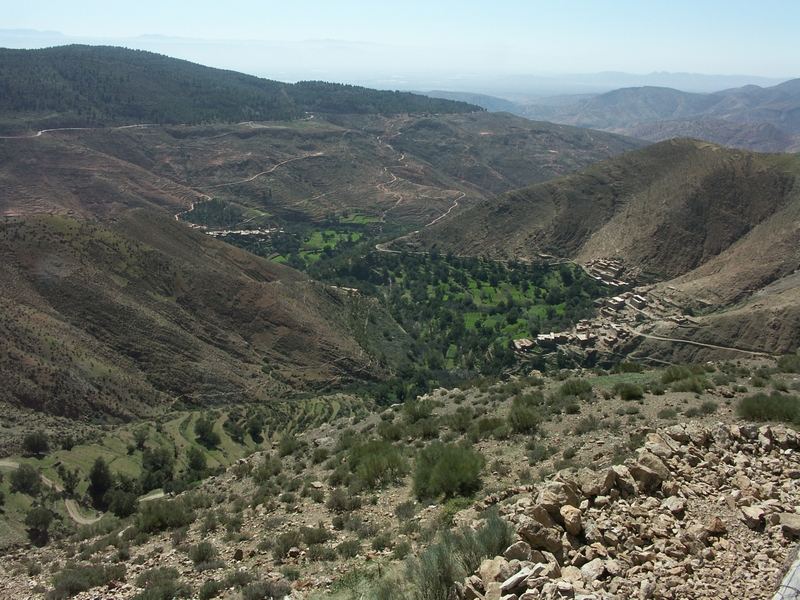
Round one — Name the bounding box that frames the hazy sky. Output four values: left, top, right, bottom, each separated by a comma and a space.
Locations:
2, 0, 798, 90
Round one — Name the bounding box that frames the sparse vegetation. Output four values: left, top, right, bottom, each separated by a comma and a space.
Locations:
413, 443, 484, 500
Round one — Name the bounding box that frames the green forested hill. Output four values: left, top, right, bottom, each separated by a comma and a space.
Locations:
0, 45, 479, 130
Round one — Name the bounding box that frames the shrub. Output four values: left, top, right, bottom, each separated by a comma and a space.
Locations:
507, 397, 541, 434
106, 489, 138, 518
50, 564, 126, 600
198, 580, 224, 600
273, 530, 302, 560
395, 501, 417, 521
25, 506, 53, 546
404, 537, 462, 600
133, 567, 191, 600
699, 400, 718, 415
613, 382, 644, 401
662, 364, 706, 384
574, 415, 599, 435
336, 539, 361, 558
671, 377, 708, 394
188, 542, 220, 570
657, 408, 678, 420
348, 440, 408, 488
393, 540, 412, 560
301, 523, 332, 545
403, 399, 434, 423
137, 499, 195, 533
195, 415, 220, 449
10, 464, 41, 496
326, 488, 361, 513
778, 353, 800, 373
241, 580, 291, 600
559, 379, 593, 400
413, 443, 483, 500
22, 431, 50, 456
140, 446, 175, 492
278, 434, 301, 457
372, 531, 393, 551
737, 392, 800, 424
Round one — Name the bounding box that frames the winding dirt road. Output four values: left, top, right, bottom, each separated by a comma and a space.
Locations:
0, 459, 103, 524
0, 123, 156, 140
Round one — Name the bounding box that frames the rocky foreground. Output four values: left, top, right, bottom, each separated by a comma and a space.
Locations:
463, 422, 800, 600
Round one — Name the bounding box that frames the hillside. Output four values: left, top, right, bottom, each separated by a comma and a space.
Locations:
0, 101, 641, 418
519, 80, 800, 151
410, 139, 800, 355
2, 358, 800, 598
0, 45, 479, 133
0, 210, 407, 419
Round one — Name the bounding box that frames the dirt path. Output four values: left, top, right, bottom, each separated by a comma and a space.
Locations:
0, 123, 156, 140
0, 460, 100, 523
174, 152, 325, 225
64, 499, 102, 525
625, 326, 772, 357
204, 152, 325, 189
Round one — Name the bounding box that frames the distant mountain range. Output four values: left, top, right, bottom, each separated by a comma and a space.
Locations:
429, 79, 800, 152
0, 45, 479, 133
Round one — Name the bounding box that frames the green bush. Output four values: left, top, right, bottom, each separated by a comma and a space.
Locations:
662, 364, 706, 384
413, 443, 483, 500
301, 523, 332, 545
778, 353, 800, 373
241, 580, 291, 600
336, 539, 361, 558
348, 440, 408, 488
10, 464, 41, 496
133, 567, 191, 600
137, 499, 195, 533
22, 431, 50, 456
194, 415, 220, 449
188, 542, 219, 570
657, 408, 678, 420
198, 580, 224, 600
403, 399, 434, 423
671, 376, 709, 393
326, 488, 362, 513
559, 379, 593, 400
737, 392, 800, 424
507, 397, 541, 434
50, 564, 126, 600
613, 382, 644, 401
273, 530, 302, 560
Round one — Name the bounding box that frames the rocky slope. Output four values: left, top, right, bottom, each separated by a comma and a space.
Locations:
465, 421, 800, 599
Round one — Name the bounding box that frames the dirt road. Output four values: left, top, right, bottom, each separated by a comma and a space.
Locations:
0, 459, 100, 524
625, 326, 772, 357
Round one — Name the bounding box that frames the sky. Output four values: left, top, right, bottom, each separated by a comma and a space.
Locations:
2, 0, 798, 94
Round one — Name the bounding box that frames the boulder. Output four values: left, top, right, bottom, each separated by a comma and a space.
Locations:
537, 482, 580, 517
575, 467, 616, 497
518, 522, 564, 557
611, 465, 637, 496
662, 496, 686, 517
501, 566, 534, 593
740, 505, 765, 530
503, 541, 533, 561
560, 505, 583, 536
778, 513, 800, 538
580, 558, 606, 583
480, 557, 512, 584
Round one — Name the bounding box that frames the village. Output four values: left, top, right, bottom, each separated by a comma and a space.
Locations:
512, 257, 697, 359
